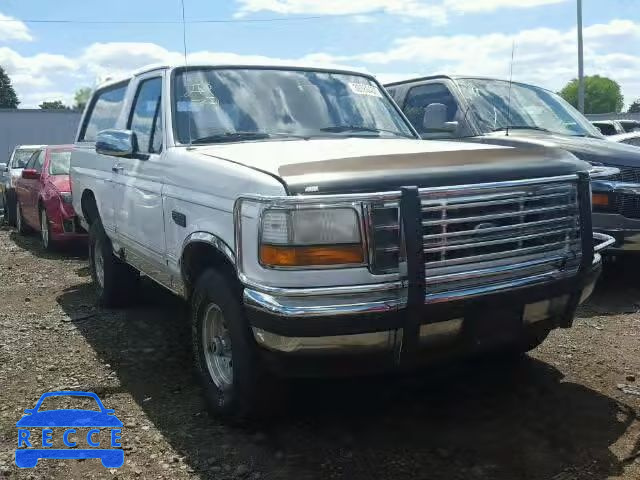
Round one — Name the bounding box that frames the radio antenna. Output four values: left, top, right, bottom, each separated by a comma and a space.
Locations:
505, 40, 515, 136
181, 0, 193, 146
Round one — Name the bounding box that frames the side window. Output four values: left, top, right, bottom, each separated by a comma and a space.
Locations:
32, 150, 46, 173
128, 77, 163, 154
595, 123, 615, 136
403, 83, 459, 137
624, 138, 640, 147
80, 83, 129, 142
11, 149, 35, 168
24, 151, 38, 169
385, 86, 401, 104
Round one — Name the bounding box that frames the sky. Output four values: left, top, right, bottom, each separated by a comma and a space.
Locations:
0, 0, 639, 108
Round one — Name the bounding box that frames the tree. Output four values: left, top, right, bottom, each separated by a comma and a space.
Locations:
629, 99, 640, 114
73, 87, 92, 111
0, 65, 19, 108
39, 100, 69, 110
559, 75, 624, 114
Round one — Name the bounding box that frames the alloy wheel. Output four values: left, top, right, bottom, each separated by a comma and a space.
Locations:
201, 303, 233, 389
93, 237, 105, 289
15, 203, 22, 232
40, 210, 49, 248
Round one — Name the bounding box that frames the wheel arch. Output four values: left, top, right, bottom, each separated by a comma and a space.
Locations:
180, 232, 238, 298
80, 189, 99, 226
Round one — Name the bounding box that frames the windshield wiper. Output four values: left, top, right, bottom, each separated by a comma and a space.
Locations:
320, 125, 414, 138
492, 125, 551, 133
190, 131, 309, 144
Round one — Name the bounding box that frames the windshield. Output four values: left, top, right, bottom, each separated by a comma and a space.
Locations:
48, 151, 71, 175
11, 149, 37, 168
173, 68, 416, 144
457, 79, 604, 138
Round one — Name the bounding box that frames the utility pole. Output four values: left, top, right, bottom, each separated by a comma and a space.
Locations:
577, 0, 585, 113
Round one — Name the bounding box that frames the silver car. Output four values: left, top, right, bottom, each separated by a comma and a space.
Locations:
0, 145, 44, 225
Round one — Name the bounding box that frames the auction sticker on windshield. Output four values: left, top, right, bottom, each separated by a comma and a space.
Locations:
15, 391, 124, 469
348, 82, 383, 98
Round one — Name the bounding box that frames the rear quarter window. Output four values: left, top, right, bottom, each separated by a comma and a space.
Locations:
79, 82, 129, 142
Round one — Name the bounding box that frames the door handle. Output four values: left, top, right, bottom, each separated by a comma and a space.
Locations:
112, 164, 124, 173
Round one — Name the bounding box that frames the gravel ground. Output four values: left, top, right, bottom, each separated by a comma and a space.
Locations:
0, 224, 639, 480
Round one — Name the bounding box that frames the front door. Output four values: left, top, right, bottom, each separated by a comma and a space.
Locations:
402, 82, 461, 139
21, 149, 45, 227
112, 74, 166, 267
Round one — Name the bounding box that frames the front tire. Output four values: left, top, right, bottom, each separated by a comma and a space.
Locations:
88, 220, 139, 307
5, 190, 17, 226
15, 201, 28, 234
40, 208, 54, 251
191, 269, 283, 418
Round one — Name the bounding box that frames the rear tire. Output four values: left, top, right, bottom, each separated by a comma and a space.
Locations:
88, 220, 139, 307
191, 269, 284, 419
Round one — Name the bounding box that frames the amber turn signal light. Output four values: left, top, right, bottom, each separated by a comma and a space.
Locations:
260, 244, 364, 267
592, 193, 609, 207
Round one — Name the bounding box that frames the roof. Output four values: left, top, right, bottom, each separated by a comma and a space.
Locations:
46, 144, 74, 150
384, 75, 556, 94
609, 131, 640, 142
14, 145, 46, 150
94, 62, 375, 90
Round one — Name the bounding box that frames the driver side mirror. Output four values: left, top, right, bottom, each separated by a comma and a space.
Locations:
0, 163, 7, 173
96, 129, 148, 160
21, 169, 40, 180
423, 103, 458, 134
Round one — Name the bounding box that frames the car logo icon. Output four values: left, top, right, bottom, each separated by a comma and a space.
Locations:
15, 391, 124, 469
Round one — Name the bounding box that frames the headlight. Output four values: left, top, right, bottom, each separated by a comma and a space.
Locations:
60, 192, 73, 204
259, 208, 364, 268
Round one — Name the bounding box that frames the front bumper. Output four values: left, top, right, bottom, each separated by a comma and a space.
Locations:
245, 255, 602, 358
49, 202, 87, 240
592, 212, 640, 252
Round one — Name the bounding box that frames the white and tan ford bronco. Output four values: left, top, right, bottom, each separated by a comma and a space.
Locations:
70, 63, 614, 417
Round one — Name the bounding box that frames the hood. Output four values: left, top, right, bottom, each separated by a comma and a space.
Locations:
48, 174, 71, 193
195, 138, 588, 194
476, 130, 640, 167
16, 409, 123, 428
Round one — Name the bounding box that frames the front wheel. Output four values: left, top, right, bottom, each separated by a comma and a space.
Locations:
5, 191, 17, 226
191, 269, 283, 418
15, 201, 28, 234
88, 220, 139, 307
40, 208, 54, 251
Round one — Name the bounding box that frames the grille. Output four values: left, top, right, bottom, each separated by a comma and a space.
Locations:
609, 166, 640, 219
611, 166, 640, 183
369, 180, 582, 295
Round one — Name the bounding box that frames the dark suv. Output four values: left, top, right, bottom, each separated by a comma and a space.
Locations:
386, 76, 640, 253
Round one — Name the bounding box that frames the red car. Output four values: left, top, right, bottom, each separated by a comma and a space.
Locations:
14, 145, 86, 249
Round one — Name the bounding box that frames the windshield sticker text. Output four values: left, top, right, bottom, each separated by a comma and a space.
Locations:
348, 83, 382, 98
183, 82, 220, 106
